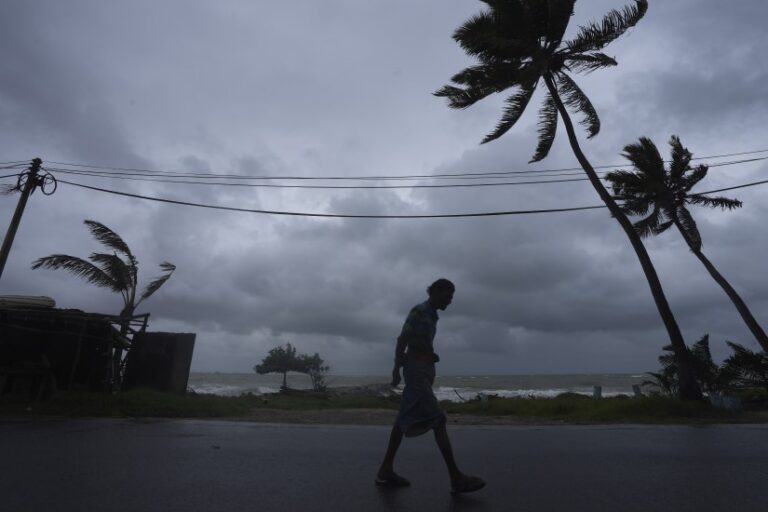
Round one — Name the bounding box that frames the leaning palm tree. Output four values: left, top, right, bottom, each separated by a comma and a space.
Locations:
32, 219, 175, 387
435, 0, 701, 398
605, 135, 768, 353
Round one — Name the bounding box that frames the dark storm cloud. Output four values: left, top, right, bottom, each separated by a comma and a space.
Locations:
1, 0, 767, 373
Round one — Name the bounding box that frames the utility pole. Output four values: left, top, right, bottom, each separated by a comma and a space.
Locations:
0, 158, 43, 281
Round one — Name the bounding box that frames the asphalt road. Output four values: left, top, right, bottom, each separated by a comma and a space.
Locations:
1, 419, 767, 511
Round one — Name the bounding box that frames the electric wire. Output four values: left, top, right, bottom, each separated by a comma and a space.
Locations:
42, 155, 768, 190
40, 147, 768, 181
56, 175, 768, 219
46, 167, 590, 189
56, 179, 607, 218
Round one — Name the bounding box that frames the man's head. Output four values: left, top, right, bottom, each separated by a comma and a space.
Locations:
427, 278, 455, 311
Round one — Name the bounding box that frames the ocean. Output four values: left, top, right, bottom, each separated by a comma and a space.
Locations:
188, 372, 649, 402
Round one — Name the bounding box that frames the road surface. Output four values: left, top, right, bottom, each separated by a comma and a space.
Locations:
1, 419, 766, 511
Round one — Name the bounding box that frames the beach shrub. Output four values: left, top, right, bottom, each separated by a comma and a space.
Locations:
645, 335, 768, 396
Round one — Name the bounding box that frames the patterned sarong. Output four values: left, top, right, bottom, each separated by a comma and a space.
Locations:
396, 359, 446, 437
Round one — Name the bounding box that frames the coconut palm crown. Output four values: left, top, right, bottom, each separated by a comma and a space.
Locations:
31, 219, 176, 320
435, 0, 647, 161
607, 135, 742, 250
606, 136, 768, 353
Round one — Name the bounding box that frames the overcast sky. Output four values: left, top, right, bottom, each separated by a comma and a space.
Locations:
1, 0, 766, 375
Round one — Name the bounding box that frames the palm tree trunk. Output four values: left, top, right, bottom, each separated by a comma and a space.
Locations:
543, 74, 702, 400
674, 221, 768, 353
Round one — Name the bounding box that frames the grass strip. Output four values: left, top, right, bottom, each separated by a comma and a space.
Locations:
1, 389, 766, 423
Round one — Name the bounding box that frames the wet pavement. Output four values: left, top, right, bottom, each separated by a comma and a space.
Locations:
1, 419, 767, 511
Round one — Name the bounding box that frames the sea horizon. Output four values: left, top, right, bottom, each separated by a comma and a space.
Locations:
188, 371, 651, 402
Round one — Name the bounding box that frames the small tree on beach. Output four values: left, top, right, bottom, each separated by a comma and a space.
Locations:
254, 344, 331, 391
254, 343, 302, 389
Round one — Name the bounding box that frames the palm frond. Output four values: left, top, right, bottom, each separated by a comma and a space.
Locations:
84, 220, 137, 269
565, 52, 618, 73
31, 254, 119, 290
89, 252, 133, 290
605, 169, 648, 198
680, 164, 708, 191
136, 261, 176, 306
621, 137, 665, 181
723, 340, 768, 389
655, 219, 674, 234
435, 63, 527, 109
687, 194, 743, 210
668, 135, 692, 184
632, 206, 668, 238
529, 93, 559, 162
621, 197, 651, 217
434, 85, 492, 110
691, 334, 712, 361
453, 6, 537, 62
675, 206, 702, 251
481, 83, 537, 144
555, 72, 600, 138
542, 0, 576, 48
564, 0, 648, 53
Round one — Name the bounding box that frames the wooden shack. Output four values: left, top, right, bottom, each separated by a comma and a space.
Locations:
0, 302, 148, 398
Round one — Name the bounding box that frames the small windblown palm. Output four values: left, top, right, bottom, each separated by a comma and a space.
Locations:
32, 220, 175, 320
435, 0, 647, 161
605, 135, 742, 249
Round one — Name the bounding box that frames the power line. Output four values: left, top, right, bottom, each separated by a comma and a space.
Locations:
46, 167, 591, 189
56, 179, 607, 218
44, 165, 591, 181
56, 175, 768, 219
37, 147, 768, 181
692, 178, 768, 196
43, 155, 768, 191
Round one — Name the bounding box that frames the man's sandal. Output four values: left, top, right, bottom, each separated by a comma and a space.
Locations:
375, 471, 411, 487
451, 475, 486, 494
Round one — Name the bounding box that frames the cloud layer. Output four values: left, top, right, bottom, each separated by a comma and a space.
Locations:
1, 0, 766, 374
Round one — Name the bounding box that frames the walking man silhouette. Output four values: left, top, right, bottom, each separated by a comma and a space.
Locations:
376, 278, 485, 494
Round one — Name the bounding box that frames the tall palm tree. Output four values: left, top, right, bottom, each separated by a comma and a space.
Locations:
606, 135, 768, 353
32, 219, 175, 387
435, 0, 702, 399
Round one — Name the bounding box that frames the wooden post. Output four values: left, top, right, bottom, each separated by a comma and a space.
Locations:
0, 158, 42, 281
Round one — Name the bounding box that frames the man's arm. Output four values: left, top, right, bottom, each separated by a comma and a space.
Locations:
391, 336, 408, 387
394, 335, 407, 367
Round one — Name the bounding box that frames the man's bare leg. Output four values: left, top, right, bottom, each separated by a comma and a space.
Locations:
434, 419, 486, 493
379, 422, 403, 474
433, 418, 463, 481
376, 422, 410, 486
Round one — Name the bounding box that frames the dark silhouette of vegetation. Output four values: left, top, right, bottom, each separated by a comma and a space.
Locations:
31, 219, 175, 388
644, 335, 768, 396
297, 353, 330, 392
254, 343, 330, 391
606, 135, 768, 353
435, 0, 701, 399
723, 341, 768, 393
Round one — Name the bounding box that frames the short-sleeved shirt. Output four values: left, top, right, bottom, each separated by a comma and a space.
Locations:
398, 301, 439, 354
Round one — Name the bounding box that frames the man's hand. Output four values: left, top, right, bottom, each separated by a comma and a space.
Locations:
390, 367, 402, 387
